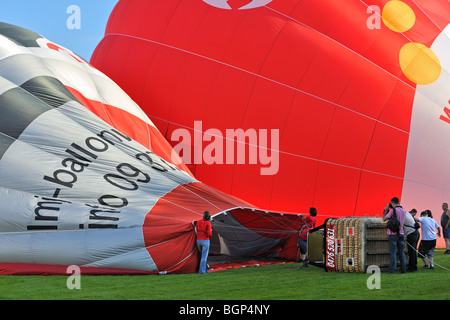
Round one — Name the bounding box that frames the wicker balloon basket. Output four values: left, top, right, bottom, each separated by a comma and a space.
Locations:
306, 217, 409, 272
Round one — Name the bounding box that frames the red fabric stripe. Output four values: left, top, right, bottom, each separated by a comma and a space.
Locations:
0, 263, 157, 275
143, 182, 250, 273
143, 182, 304, 272
66, 86, 192, 176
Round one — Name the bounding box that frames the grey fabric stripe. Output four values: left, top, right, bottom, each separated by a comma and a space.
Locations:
0, 86, 52, 140
0, 22, 41, 47
21, 76, 77, 108
0, 53, 58, 88
0, 133, 14, 159
0, 75, 79, 159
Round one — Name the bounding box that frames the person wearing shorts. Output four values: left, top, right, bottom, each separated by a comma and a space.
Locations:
416, 211, 441, 269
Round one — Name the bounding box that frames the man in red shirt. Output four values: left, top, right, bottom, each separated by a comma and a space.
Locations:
298, 207, 317, 262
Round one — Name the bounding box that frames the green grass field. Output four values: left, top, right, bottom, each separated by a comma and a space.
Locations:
0, 250, 448, 301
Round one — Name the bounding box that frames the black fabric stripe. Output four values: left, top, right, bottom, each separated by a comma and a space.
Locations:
0, 75, 81, 160
27, 225, 58, 230
0, 87, 52, 139
21, 76, 77, 108
0, 133, 14, 159
0, 22, 41, 47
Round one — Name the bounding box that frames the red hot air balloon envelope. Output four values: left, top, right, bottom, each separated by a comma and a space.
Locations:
0, 22, 305, 275
92, 0, 450, 248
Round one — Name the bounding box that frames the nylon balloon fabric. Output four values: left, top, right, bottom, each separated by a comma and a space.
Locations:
91, 0, 450, 248
0, 22, 304, 275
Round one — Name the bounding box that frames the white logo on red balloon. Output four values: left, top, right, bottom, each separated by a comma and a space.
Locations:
202, 0, 273, 10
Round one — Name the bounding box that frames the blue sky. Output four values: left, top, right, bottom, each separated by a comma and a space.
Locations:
0, 0, 118, 61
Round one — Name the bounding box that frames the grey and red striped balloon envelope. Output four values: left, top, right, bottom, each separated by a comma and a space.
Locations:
0, 22, 304, 274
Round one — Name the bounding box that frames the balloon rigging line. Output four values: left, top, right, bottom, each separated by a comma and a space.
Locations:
148, 189, 302, 233
356, 0, 450, 78
192, 184, 309, 232
146, 113, 450, 197
409, 0, 445, 33
97, 7, 447, 151
264, 3, 450, 105
405, 239, 450, 271
154, 197, 204, 217
0, 81, 448, 220
104, 33, 413, 137
0, 74, 301, 233
145, 178, 305, 232
268, 0, 448, 64
0, 41, 447, 234
163, 247, 197, 272
103, 31, 450, 164
359, 0, 445, 34
179, 184, 225, 211
262, 5, 416, 91
107, 14, 447, 199
201, 183, 250, 208
356, 0, 450, 85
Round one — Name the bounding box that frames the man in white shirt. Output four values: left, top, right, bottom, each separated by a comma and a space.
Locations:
415, 211, 441, 269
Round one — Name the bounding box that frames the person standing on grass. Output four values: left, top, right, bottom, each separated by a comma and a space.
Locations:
404, 209, 419, 272
415, 211, 441, 269
382, 197, 407, 274
195, 211, 213, 274
441, 203, 450, 254
297, 207, 317, 262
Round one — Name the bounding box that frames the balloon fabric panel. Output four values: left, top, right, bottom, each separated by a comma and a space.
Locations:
91, 0, 450, 255
0, 22, 304, 274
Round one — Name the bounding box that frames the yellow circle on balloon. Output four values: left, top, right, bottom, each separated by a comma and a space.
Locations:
399, 43, 441, 85
382, 1, 416, 33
